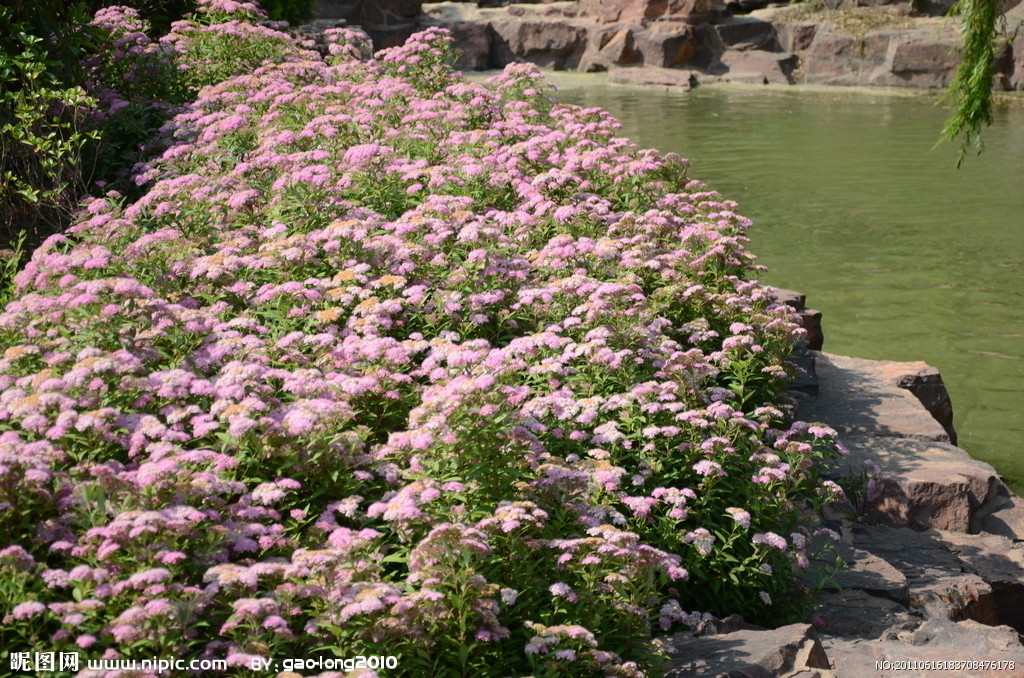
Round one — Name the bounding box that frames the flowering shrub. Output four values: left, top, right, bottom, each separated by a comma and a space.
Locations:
0, 15, 846, 677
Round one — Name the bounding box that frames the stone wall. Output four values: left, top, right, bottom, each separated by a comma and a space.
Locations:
398, 0, 1024, 91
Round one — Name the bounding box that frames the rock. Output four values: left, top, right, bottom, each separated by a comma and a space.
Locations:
608, 65, 701, 88
824, 625, 1024, 678
848, 524, 1000, 624
798, 353, 953, 444
579, 0, 715, 25
813, 589, 918, 639
878, 28, 961, 88
716, 17, 781, 51
938, 530, 1024, 632
582, 25, 644, 70
353, 0, 423, 49
832, 436, 999, 533
446, 20, 491, 70
718, 49, 798, 84
798, 308, 824, 351
314, 0, 360, 19
769, 287, 807, 311
1009, 25, 1024, 90
979, 486, 1024, 540
772, 21, 819, 52
488, 18, 589, 69
896, 365, 956, 445
800, 26, 861, 85
653, 623, 833, 677
635, 23, 712, 67
830, 545, 909, 604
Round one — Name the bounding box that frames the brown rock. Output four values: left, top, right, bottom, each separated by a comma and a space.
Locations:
769, 287, 807, 312
446, 21, 491, 70
607, 65, 701, 88
773, 21, 819, 52
896, 365, 956, 444
835, 436, 999, 532
716, 17, 780, 51
824, 629, 1024, 678
1011, 27, 1024, 90
980, 487, 1024, 540
654, 624, 832, 677
798, 353, 953, 443
886, 31, 959, 86
798, 308, 824, 351
800, 26, 860, 85
938, 530, 1024, 632
719, 49, 798, 84
580, 25, 644, 70
579, 0, 715, 25
488, 18, 589, 69
635, 23, 702, 67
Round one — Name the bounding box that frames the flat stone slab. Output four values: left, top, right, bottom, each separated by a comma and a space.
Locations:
979, 490, 1024, 541
655, 623, 832, 677
797, 353, 951, 443
830, 436, 999, 532
824, 617, 1024, 678
848, 525, 999, 625
813, 589, 917, 640
830, 545, 908, 604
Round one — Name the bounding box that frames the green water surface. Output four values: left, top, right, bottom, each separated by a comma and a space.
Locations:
547, 76, 1024, 492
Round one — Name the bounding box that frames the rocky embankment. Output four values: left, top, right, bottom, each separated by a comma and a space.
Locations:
650, 290, 1024, 677
308, 0, 1024, 91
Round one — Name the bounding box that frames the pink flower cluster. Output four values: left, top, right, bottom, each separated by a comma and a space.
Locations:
0, 16, 846, 676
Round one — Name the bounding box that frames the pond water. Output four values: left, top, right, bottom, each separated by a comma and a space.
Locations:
546, 75, 1024, 492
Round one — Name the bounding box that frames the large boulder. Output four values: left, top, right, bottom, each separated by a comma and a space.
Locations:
833, 436, 999, 532
488, 18, 589, 68
718, 49, 798, 84
579, 0, 715, 24
353, 0, 424, 48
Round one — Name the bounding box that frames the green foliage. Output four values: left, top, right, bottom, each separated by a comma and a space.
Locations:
942, 0, 1004, 166
0, 232, 27, 310
0, 11, 101, 251
260, 0, 316, 25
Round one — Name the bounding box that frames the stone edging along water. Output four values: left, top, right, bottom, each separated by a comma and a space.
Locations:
648, 289, 1024, 677
306, 0, 1024, 94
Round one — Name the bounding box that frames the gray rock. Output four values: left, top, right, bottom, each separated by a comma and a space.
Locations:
848, 524, 1000, 625
813, 589, 918, 639
830, 545, 909, 604
979, 487, 1024, 540
654, 623, 833, 677
896, 365, 957, 445
824, 629, 1024, 678
797, 353, 952, 443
